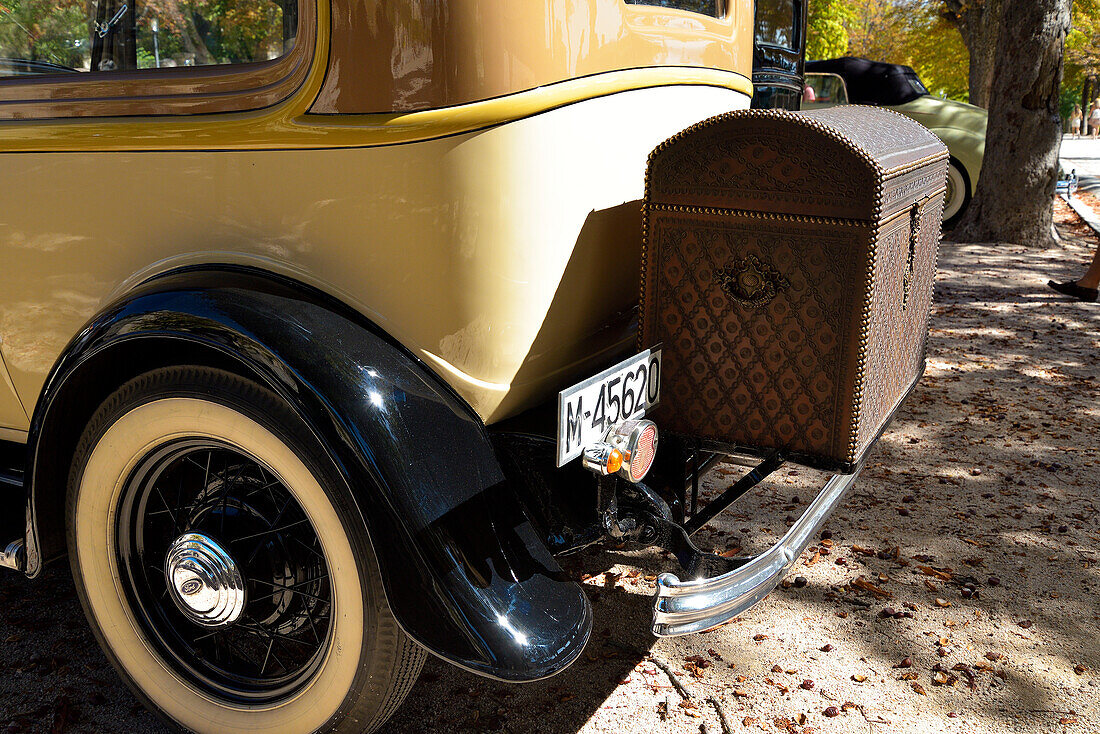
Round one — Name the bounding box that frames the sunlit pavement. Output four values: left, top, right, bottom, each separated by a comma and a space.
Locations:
1060, 134, 1100, 191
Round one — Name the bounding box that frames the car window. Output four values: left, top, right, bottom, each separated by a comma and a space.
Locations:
0, 0, 296, 77
755, 0, 799, 49
806, 73, 847, 105
903, 71, 929, 97
623, 0, 725, 18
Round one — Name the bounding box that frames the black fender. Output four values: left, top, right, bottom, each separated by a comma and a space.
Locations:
25, 266, 591, 682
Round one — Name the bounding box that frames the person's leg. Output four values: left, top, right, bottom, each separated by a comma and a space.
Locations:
1049, 242, 1100, 301
1079, 243, 1100, 289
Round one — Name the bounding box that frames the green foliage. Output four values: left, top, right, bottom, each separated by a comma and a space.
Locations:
807, 0, 852, 60
1062, 0, 1100, 111
817, 0, 969, 102
1059, 84, 1080, 121
894, 2, 969, 101
1065, 0, 1100, 83
0, 0, 88, 68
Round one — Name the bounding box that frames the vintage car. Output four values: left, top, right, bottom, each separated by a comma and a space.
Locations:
804, 57, 989, 225
0, 2, 945, 732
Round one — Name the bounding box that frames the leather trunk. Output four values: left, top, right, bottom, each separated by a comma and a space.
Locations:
640, 106, 948, 473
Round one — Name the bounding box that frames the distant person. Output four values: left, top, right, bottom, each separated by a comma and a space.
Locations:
1089, 99, 1100, 137
802, 84, 816, 103
1070, 104, 1083, 138
1049, 242, 1100, 303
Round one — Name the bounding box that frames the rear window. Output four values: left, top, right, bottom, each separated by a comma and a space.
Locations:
0, 0, 296, 78
623, 0, 725, 18
755, 0, 799, 50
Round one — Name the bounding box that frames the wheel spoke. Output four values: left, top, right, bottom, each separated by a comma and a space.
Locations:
304, 603, 323, 645
238, 518, 309, 545
290, 535, 326, 560
219, 460, 246, 537
259, 636, 275, 677
249, 578, 331, 605
238, 622, 318, 647
121, 442, 332, 698
152, 485, 179, 533
247, 573, 330, 606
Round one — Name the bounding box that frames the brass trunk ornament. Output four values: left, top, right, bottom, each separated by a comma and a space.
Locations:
716, 255, 789, 308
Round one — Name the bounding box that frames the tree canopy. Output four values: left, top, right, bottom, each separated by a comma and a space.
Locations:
806, 0, 852, 60
807, 0, 970, 101
1065, 0, 1100, 90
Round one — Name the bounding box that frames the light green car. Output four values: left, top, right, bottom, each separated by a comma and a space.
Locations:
804, 58, 987, 225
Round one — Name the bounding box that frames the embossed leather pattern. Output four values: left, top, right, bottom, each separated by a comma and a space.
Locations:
647, 107, 945, 221
640, 107, 947, 472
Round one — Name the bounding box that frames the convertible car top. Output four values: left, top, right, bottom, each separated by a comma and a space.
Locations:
806, 56, 929, 106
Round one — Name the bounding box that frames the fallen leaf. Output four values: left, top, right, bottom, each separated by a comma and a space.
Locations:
851, 577, 893, 599
918, 565, 953, 582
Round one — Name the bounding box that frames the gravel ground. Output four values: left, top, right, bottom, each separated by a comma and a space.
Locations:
0, 206, 1097, 733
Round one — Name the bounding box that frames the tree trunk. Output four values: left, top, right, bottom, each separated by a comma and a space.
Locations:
953, 0, 1072, 246
965, 0, 1001, 109
943, 0, 1003, 108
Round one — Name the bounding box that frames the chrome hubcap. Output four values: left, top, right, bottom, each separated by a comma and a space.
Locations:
165, 532, 245, 627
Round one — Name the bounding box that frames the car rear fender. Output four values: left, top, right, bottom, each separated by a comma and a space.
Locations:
24, 266, 591, 682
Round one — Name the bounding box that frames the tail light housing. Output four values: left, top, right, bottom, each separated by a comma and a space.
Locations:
582, 419, 658, 483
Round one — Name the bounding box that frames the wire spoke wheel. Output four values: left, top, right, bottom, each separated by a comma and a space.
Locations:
117, 441, 333, 702
68, 368, 425, 733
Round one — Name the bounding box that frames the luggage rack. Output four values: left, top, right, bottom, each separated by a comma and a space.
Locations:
677, 445, 786, 535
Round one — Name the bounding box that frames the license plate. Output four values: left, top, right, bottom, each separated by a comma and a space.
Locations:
556, 347, 661, 466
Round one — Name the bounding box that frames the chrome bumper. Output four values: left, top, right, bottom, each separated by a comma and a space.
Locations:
652, 468, 862, 636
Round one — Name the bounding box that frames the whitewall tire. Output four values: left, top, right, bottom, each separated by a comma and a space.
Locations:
66, 367, 425, 733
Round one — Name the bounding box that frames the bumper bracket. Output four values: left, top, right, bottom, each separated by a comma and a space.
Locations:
652, 467, 862, 636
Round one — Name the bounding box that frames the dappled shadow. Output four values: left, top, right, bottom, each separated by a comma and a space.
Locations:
384, 220, 1100, 732
0, 220, 1096, 733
